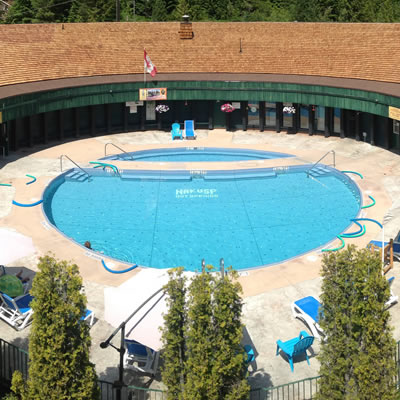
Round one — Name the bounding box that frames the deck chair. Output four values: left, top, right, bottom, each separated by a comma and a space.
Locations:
171, 123, 183, 140
291, 296, 324, 340
184, 120, 196, 140
123, 339, 160, 375
82, 308, 95, 327
276, 330, 314, 372
386, 277, 398, 308
0, 292, 33, 330
367, 239, 400, 273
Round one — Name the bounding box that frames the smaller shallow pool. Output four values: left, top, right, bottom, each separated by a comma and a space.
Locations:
103, 147, 294, 162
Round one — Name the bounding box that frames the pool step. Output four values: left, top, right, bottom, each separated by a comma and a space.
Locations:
205, 171, 277, 180
120, 172, 191, 181
65, 171, 89, 182
308, 166, 331, 178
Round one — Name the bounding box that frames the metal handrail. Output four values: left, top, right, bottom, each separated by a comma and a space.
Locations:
306, 150, 335, 178
104, 143, 133, 159
60, 154, 90, 177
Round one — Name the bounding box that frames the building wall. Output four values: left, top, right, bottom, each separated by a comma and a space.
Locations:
2, 99, 397, 156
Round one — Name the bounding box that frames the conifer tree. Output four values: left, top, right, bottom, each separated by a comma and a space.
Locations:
161, 267, 249, 400
184, 270, 215, 399
152, 0, 168, 21
316, 245, 397, 400
211, 269, 250, 399
10, 255, 100, 400
161, 268, 187, 400
4, 0, 34, 23
68, 0, 115, 22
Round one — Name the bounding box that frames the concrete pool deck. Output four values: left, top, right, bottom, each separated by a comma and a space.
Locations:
1, 129, 400, 390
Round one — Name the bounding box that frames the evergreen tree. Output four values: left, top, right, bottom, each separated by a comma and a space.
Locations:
292, 0, 326, 21
68, 0, 116, 22
10, 255, 100, 400
161, 267, 249, 400
172, 0, 190, 21
376, 0, 400, 22
184, 271, 215, 399
4, 0, 34, 24
316, 245, 397, 400
211, 269, 249, 399
30, 0, 72, 22
152, 0, 168, 21
161, 268, 187, 400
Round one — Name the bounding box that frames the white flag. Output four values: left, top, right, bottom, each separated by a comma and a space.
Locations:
144, 49, 157, 77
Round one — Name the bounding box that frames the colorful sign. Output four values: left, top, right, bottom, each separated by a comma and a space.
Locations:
389, 106, 400, 121
139, 88, 167, 101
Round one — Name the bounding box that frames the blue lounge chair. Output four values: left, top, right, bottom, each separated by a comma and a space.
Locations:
0, 292, 34, 330
123, 339, 160, 375
386, 277, 398, 308
82, 308, 95, 327
276, 330, 314, 372
291, 296, 324, 340
184, 120, 196, 140
171, 123, 183, 140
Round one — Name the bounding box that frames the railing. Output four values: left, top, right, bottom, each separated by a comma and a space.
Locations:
104, 143, 133, 159
127, 385, 167, 399
250, 376, 320, 400
2, 337, 400, 400
60, 154, 90, 178
306, 150, 335, 178
0, 339, 29, 383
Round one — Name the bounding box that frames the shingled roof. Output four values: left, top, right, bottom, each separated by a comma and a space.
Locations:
0, 22, 399, 88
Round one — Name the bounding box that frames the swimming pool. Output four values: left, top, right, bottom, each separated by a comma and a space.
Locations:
102, 147, 293, 162
43, 165, 361, 272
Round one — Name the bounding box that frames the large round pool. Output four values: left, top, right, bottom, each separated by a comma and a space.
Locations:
43, 165, 361, 271
102, 147, 293, 162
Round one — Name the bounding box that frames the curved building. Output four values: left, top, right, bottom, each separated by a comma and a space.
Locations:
0, 21, 399, 154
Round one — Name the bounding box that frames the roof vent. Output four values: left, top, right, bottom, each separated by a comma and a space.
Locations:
179, 15, 193, 40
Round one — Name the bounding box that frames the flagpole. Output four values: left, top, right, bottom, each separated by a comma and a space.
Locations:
143, 48, 146, 84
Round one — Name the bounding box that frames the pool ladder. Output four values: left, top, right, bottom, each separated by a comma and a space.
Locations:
306, 150, 335, 178
201, 258, 226, 276
104, 143, 134, 160
60, 154, 90, 180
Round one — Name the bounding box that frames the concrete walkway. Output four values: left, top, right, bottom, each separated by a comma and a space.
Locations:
1, 129, 400, 390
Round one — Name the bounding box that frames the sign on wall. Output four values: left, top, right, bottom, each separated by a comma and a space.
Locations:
389, 106, 400, 121
139, 88, 167, 101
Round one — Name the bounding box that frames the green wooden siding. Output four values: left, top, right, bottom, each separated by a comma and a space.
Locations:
1, 80, 399, 122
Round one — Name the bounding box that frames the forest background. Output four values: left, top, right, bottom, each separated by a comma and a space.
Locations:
2, 0, 400, 24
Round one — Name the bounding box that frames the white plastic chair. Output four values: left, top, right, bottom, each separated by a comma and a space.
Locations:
291, 296, 324, 341
0, 292, 34, 330
123, 339, 159, 375
386, 277, 398, 308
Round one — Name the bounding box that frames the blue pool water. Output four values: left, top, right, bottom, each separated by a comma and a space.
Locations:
103, 147, 293, 162
43, 166, 361, 271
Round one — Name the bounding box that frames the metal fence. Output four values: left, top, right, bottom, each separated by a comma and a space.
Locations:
0, 339, 28, 383
2, 338, 400, 400
250, 376, 320, 400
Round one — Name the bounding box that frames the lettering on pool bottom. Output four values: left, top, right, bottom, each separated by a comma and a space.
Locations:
176, 188, 218, 199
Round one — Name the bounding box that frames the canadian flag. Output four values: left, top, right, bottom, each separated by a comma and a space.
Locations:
144, 49, 157, 77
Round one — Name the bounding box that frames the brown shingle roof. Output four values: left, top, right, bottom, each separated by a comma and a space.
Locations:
0, 22, 399, 87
